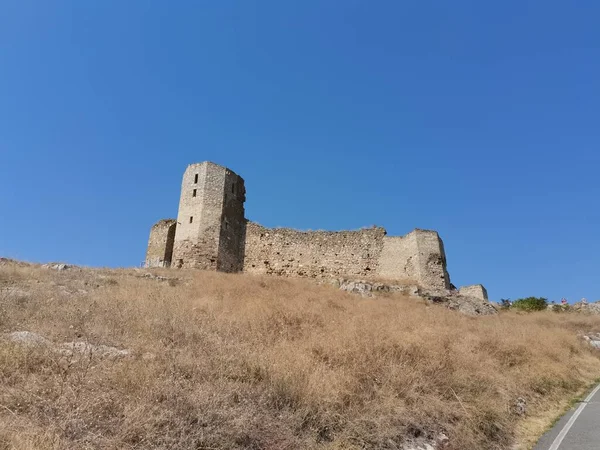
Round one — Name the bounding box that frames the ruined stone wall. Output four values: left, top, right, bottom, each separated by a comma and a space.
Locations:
242, 223, 451, 289
145, 219, 177, 268
459, 284, 488, 300
411, 229, 451, 291
217, 169, 246, 272
243, 222, 386, 279
365, 229, 451, 290
146, 161, 460, 291
171, 162, 246, 271
378, 233, 420, 282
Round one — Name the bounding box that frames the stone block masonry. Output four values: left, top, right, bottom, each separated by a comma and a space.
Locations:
243, 223, 385, 279
145, 219, 177, 268
144, 161, 485, 294
170, 162, 245, 271
379, 230, 451, 291
459, 284, 488, 301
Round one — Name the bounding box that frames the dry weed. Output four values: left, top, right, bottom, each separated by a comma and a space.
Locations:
0, 262, 599, 449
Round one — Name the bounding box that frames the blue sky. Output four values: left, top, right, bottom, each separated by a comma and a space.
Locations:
1, 1, 598, 302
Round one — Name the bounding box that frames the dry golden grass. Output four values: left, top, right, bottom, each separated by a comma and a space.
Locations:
1, 261, 600, 449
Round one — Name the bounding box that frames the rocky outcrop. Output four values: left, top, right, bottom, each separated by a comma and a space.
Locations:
58, 341, 131, 359
335, 279, 420, 297
572, 301, 600, 315
422, 291, 498, 316
138, 272, 179, 283
41, 263, 71, 270
3, 331, 130, 360
583, 333, 600, 349
327, 278, 497, 316
4, 331, 52, 347
402, 432, 450, 450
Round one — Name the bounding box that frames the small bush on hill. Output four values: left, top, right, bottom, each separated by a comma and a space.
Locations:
512, 297, 548, 311
552, 304, 571, 313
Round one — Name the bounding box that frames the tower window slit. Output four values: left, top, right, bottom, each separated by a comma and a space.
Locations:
194, 174, 198, 184
192, 189, 197, 197
189, 216, 193, 224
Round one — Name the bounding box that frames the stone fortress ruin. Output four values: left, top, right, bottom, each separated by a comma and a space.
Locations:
145, 162, 487, 300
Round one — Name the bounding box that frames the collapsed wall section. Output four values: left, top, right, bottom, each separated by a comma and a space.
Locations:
377, 229, 451, 290
243, 222, 386, 279
459, 284, 488, 300
145, 219, 177, 268
413, 229, 451, 291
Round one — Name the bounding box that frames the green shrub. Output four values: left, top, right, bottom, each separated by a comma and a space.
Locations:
512, 297, 548, 312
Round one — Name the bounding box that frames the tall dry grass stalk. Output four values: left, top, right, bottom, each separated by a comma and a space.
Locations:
1, 262, 600, 449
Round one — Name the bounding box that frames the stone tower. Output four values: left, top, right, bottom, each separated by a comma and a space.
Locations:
171, 162, 246, 271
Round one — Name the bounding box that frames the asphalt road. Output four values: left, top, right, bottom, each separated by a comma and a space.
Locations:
534, 383, 600, 450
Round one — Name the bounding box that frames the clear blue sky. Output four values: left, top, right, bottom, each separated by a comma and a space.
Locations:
1, 1, 598, 302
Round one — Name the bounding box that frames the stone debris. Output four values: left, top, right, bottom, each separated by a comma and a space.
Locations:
573, 301, 600, 315
59, 341, 131, 359
424, 290, 497, 316
436, 433, 450, 448
332, 278, 496, 316
583, 334, 600, 349
401, 433, 449, 450
404, 444, 435, 450
42, 263, 70, 271
4, 331, 53, 348
140, 272, 178, 282
514, 397, 527, 415
338, 280, 377, 297
3, 331, 130, 360
337, 279, 420, 297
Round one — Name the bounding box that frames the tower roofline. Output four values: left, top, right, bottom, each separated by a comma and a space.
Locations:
186, 161, 241, 176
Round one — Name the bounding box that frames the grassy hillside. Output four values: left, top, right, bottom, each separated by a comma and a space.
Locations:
1, 260, 600, 449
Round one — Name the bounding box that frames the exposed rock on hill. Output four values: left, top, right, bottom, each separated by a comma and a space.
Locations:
335, 278, 420, 297
326, 278, 497, 316
41, 263, 71, 271
423, 291, 498, 316
573, 301, 600, 315
4, 331, 52, 348
3, 331, 131, 360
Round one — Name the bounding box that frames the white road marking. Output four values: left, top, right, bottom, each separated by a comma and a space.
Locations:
548, 382, 600, 450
